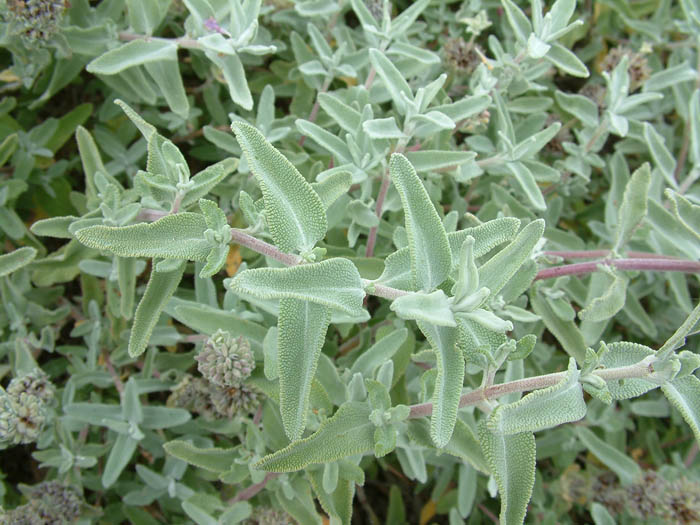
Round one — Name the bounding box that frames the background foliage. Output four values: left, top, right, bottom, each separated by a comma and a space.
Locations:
1, 0, 700, 523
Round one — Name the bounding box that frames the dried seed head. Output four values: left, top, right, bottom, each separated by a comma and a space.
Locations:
579, 83, 606, 109
244, 506, 297, 525
196, 330, 255, 387
210, 383, 261, 418
5, 0, 68, 42
10, 392, 46, 444
443, 38, 481, 75
600, 46, 651, 92
5, 481, 82, 524
0, 389, 17, 442
7, 369, 56, 404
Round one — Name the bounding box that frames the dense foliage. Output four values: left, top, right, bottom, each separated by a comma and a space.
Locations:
1, 0, 699, 523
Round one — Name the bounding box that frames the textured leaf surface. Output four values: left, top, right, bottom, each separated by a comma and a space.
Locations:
350, 328, 408, 378
487, 358, 586, 434
0, 247, 37, 277
408, 419, 488, 473
232, 121, 327, 253
530, 291, 587, 364
478, 219, 544, 298
230, 258, 366, 317
278, 298, 331, 441
418, 322, 465, 448
613, 163, 650, 252
391, 290, 456, 327
255, 402, 374, 472
75, 213, 211, 261
129, 260, 185, 357
87, 40, 177, 75
390, 153, 451, 291
599, 342, 657, 399
479, 421, 536, 525
576, 426, 642, 485
661, 375, 700, 445
163, 441, 235, 473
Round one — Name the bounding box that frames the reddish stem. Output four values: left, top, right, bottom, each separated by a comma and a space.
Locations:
544, 250, 679, 260
535, 258, 700, 281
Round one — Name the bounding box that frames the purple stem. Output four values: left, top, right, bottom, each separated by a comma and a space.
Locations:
535, 258, 700, 281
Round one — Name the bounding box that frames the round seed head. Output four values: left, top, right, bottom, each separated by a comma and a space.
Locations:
196, 330, 255, 387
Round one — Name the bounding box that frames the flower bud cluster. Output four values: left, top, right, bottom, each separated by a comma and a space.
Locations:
168, 374, 261, 419
195, 330, 255, 387
3, 481, 82, 524
4, 0, 68, 42
244, 506, 296, 525
600, 46, 651, 92
1, 369, 55, 446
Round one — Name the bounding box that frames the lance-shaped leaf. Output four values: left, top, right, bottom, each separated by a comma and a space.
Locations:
613, 163, 650, 252
487, 358, 586, 435
368, 49, 412, 115
599, 342, 657, 400
418, 321, 465, 448
408, 419, 489, 473
0, 247, 37, 277
255, 402, 374, 472
390, 153, 451, 291
278, 298, 332, 441
87, 40, 177, 75
351, 328, 408, 378
390, 290, 456, 327
231, 121, 327, 254
163, 441, 236, 473
530, 289, 586, 364
578, 270, 628, 322
506, 162, 546, 211
103, 433, 139, 488
308, 472, 355, 525
661, 375, 700, 445
129, 260, 186, 357
312, 171, 352, 209
230, 258, 366, 318
576, 427, 642, 486
478, 421, 536, 525
75, 213, 211, 261
478, 219, 545, 299
666, 189, 700, 242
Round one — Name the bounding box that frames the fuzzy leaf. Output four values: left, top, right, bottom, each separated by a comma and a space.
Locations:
599, 342, 657, 400
163, 441, 235, 473
576, 426, 642, 485
661, 375, 700, 445
102, 434, 139, 488
545, 43, 589, 77
129, 260, 185, 357
479, 219, 545, 299
232, 121, 327, 253
418, 322, 465, 448
578, 271, 628, 322
296, 119, 351, 162
363, 118, 406, 139
0, 247, 37, 277
666, 190, 700, 242
87, 40, 177, 75
391, 290, 456, 327
317, 93, 361, 133
278, 298, 331, 441
312, 171, 352, 209
390, 153, 451, 291
613, 163, 651, 252
530, 290, 587, 363
404, 150, 477, 172
230, 258, 366, 317
506, 162, 546, 211
255, 402, 374, 472
368, 49, 412, 114
501, 0, 532, 42
351, 328, 408, 379
479, 421, 536, 525
487, 358, 586, 434
75, 213, 211, 261
554, 91, 598, 127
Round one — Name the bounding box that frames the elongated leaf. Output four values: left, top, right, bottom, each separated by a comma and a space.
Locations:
363, 118, 405, 139
351, 328, 408, 378
404, 150, 476, 172
164, 441, 235, 473
144, 60, 189, 119
666, 190, 700, 242
296, 119, 351, 162
140, 406, 190, 428
661, 375, 700, 445
506, 162, 546, 211
278, 298, 331, 441
368, 49, 412, 114
554, 91, 598, 127
206, 51, 253, 110
312, 171, 352, 209
488, 358, 585, 434
390, 153, 451, 291
230, 258, 366, 318
391, 290, 456, 327
643, 123, 677, 188
578, 270, 628, 322
0, 247, 37, 277
545, 43, 589, 77
117, 257, 137, 319
599, 342, 657, 400
129, 260, 185, 357
102, 434, 139, 488
576, 426, 642, 485
418, 322, 464, 448
690, 90, 700, 165
613, 163, 651, 252
530, 290, 586, 363
501, 0, 532, 42
75, 213, 211, 261
87, 40, 177, 75
231, 122, 327, 253
317, 93, 361, 133
255, 402, 374, 472
479, 219, 544, 298
479, 422, 536, 525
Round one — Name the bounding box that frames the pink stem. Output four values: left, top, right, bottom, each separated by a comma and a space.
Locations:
544, 250, 680, 260
535, 258, 700, 281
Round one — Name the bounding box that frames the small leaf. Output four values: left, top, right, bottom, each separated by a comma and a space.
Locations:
643, 123, 677, 188
666, 189, 700, 242
599, 342, 657, 400
0, 247, 37, 277
487, 358, 586, 434
75, 213, 211, 261
231, 121, 327, 253
576, 426, 642, 486
230, 258, 366, 318
255, 402, 374, 472
129, 260, 185, 357
87, 40, 177, 75
278, 298, 331, 441
501, 0, 532, 42
661, 375, 700, 445
391, 290, 456, 327
404, 150, 476, 172
368, 49, 412, 114
613, 163, 651, 252
102, 434, 139, 488
206, 51, 253, 110
164, 441, 235, 473
363, 118, 406, 139
530, 290, 586, 364
144, 60, 189, 119
390, 153, 451, 291
351, 328, 408, 378
479, 219, 545, 299
478, 421, 536, 525
545, 43, 589, 77
418, 322, 465, 448
554, 91, 599, 127
578, 270, 628, 322
590, 503, 616, 525
506, 162, 546, 211
317, 93, 361, 133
